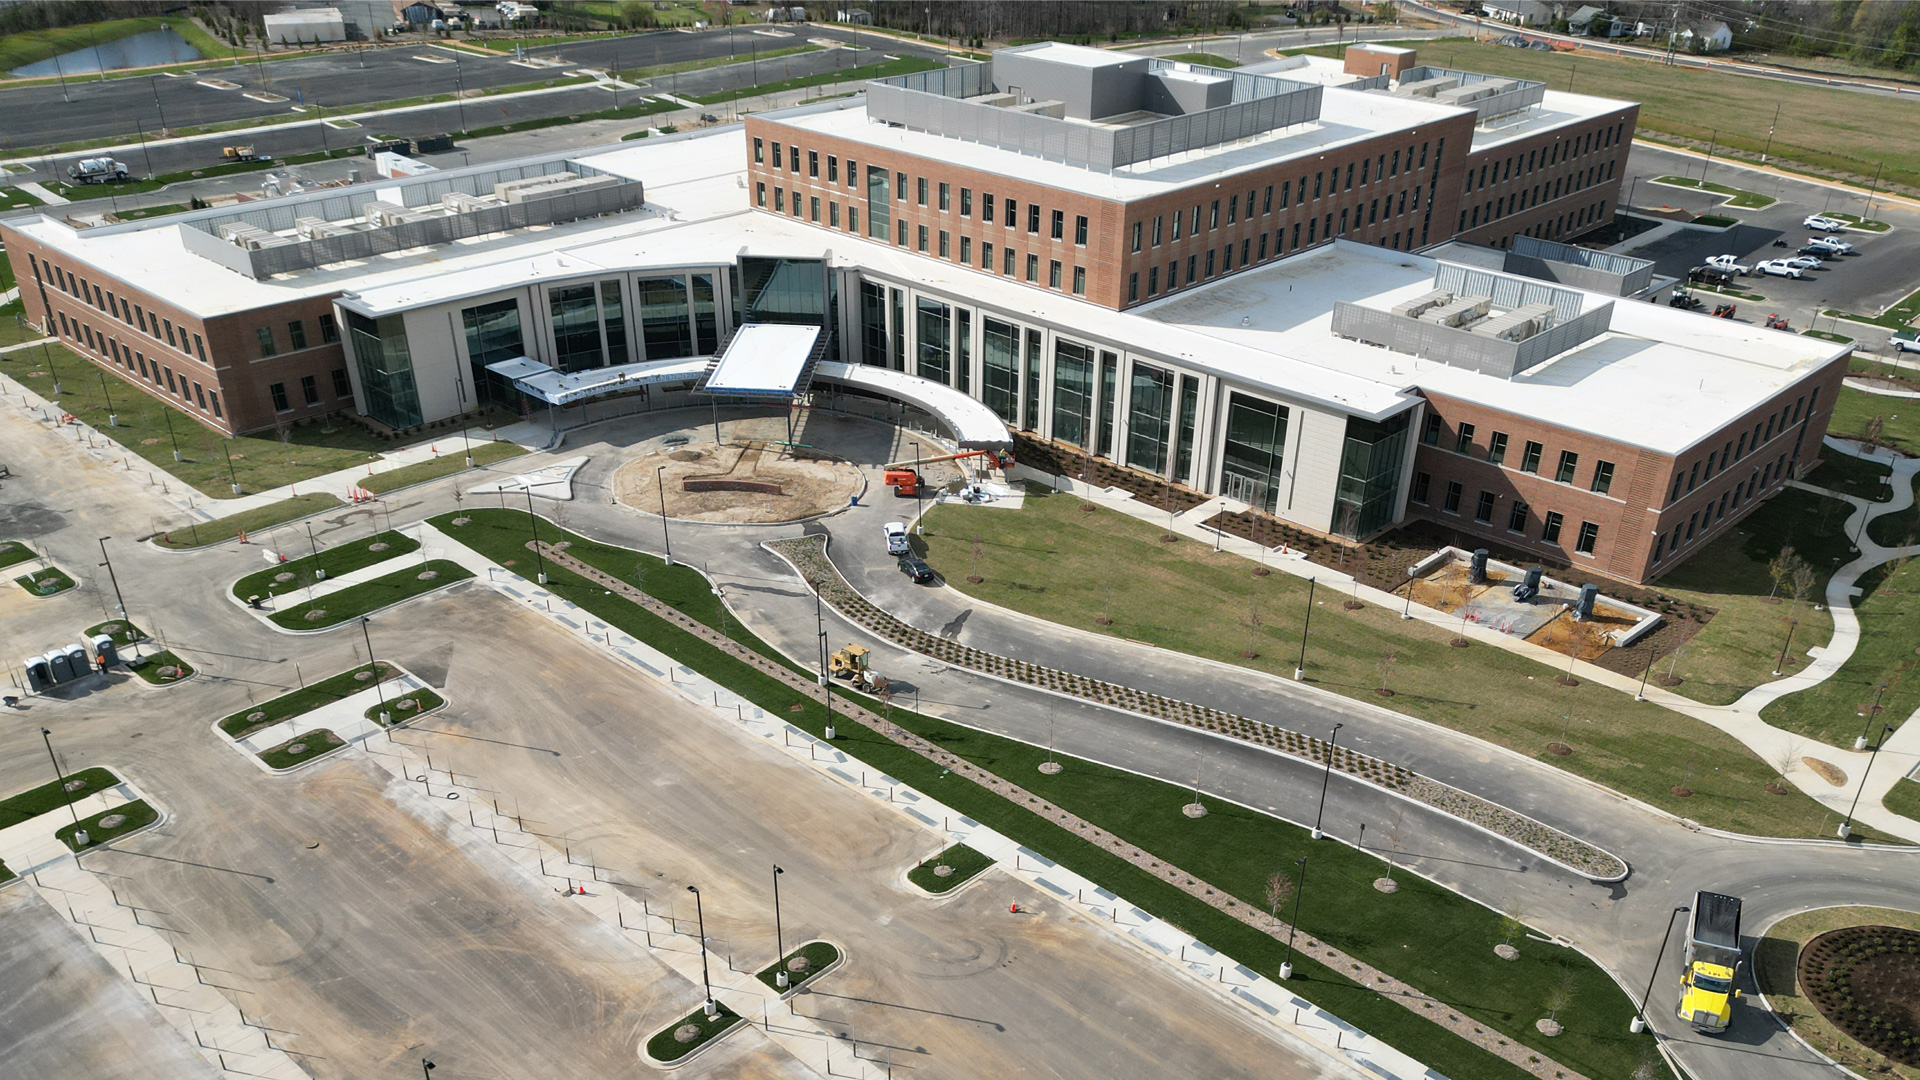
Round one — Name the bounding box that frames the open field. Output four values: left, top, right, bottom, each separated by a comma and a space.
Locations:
917, 487, 1855, 838
1761, 553, 1920, 746
1829, 385, 1920, 455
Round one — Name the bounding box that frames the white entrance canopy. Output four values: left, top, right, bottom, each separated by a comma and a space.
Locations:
815, 361, 1013, 449
697, 323, 823, 397
487, 356, 708, 406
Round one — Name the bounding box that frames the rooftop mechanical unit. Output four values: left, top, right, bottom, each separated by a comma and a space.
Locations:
294, 216, 355, 240
1391, 289, 1455, 319
1419, 295, 1493, 328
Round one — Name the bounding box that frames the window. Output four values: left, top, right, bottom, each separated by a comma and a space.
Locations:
916, 176, 927, 205
256, 326, 276, 357
163, 319, 176, 346
1132, 222, 1143, 253
301, 374, 319, 405
193, 382, 206, 409
288, 320, 307, 350
1487, 431, 1508, 465
939, 230, 949, 257
1422, 413, 1442, 445
1520, 442, 1547, 474
1128, 273, 1139, 303
1443, 480, 1463, 514
1590, 460, 1615, 495
960, 236, 972, 263
1507, 500, 1529, 533
809, 149, 819, 177
1411, 471, 1431, 504
755, 182, 766, 207
939, 182, 950, 210
1474, 490, 1496, 524
1575, 521, 1600, 555
960, 188, 971, 216
981, 242, 993, 269
1051, 209, 1064, 240
1027, 253, 1039, 282
332, 367, 351, 397
828, 155, 839, 183
269, 381, 290, 412
1076, 215, 1089, 245
793, 146, 802, 172
1209, 200, 1219, 229
1542, 511, 1564, 543
1072, 266, 1086, 296
1048, 260, 1062, 289
865, 165, 890, 239
1454, 421, 1476, 454
917, 224, 928, 251
831, 202, 841, 228
318, 313, 338, 344
1555, 450, 1579, 484
753, 137, 764, 164
1028, 204, 1040, 234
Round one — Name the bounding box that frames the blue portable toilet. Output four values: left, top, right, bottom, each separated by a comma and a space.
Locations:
47, 649, 72, 683
65, 644, 88, 678
90, 634, 118, 669
24, 655, 51, 691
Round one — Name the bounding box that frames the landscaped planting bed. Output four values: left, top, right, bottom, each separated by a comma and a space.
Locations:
907, 843, 994, 894
268, 560, 472, 629
1800, 925, 1920, 1064
644, 1002, 743, 1064
0, 767, 120, 829
56, 799, 157, 851
231, 529, 420, 602
1014, 433, 1210, 514
259, 729, 346, 771
0, 540, 36, 570
128, 650, 193, 684
755, 940, 840, 994
15, 566, 74, 596
764, 534, 1627, 880
366, 687, 444, 725
84, 620, 147, 647
219, 662, 398, 739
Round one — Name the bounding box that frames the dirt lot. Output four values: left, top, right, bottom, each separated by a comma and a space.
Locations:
612, 417, 865, 524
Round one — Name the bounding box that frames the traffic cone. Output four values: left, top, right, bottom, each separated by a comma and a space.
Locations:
1009, 901, 1018, 914
238, 528, 248, 544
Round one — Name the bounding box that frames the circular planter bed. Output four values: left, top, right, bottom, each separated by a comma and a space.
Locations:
1800, 925, 1920, 1065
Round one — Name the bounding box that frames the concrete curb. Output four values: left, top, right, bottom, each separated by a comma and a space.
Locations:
1750, 907, 1891, 1080
246, 567, 476, 636
755, 938, 845, 1002
638, 1009, 750, 1071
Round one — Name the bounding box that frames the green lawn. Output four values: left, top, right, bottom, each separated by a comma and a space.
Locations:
258, 729, 346, 771
153, 493, 345, 549
232, 530, 420, 602
367, 686, 444, 724
431, 506, 1658, 1080
268, 561, 472, 629
918, 487, 1856, 838
2, 344, 389, 497
1762, 555, 1920, 746
15, 566, 74, 597
1886, 778, 1920, 822
645, 1002, 742, 1063
220, 662, 399, 739
1651, 175, 1778, 209
690, 56, 944, 104
1161, 51, 1239, 67
1808, 452, 1893, 501
1827, 285, 1920, 332
56, 799, 156, 851
0, 767, 120, 830
907, 843, 994, 893
0, 186, 40, 210
361, 440, 526, 494
1868, 472, 1920, 548
1381, 38, 1920, 193
755, 940, 839, 993
1803, 329, 1856, 345
112, 203, 189, 221
1827, 212, 1892, 233
1828, 385, 1920, 454
128, 650, 192, 684
85, 619, 146, 647
0, 540, 37, 570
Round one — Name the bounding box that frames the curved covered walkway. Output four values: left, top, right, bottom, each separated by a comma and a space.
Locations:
814, 361, 1012, 449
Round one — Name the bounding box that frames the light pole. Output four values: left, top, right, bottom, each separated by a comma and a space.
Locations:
524, 486, 548, 585
1311, 722, 1343, 839
305, 521, 325, 580
361, 617, 389, 723
96, 369, 118, 426
909, 439, 922, 534
1295, 578, 1316, 679
687, 885, 716, 1016
41, 339, 63, 395
1279, 856, 1307, 979
1839, 723, 1893, 840
1631, 905, 1690, 1033
161, 407, 181, 461
1636, 644, 1658, 701
772, 864, 788, 988
150, 74, 168, 135
422, 1059, 434, 1080
655, 465, 673, 565
1855, 684, 1887, 749
42, 728, 82, 825
97, 536, 125, 618
223, 439, 241, 495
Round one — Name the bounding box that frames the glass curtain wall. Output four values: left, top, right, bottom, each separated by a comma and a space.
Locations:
1051, 338, 1095, 449
890, 288, 906, 371
916, 298, 951, 384
982, 317, 1018, 422
692, 274, 718, 354
600, 281, 628, 366
1175, 375, 1199, 483
1220, 393, 1288, 514
866, 165, 890, 240
1098, 351, 1118, 458
549, 284, 603, 372
1334, 410, 1413, 537
345, 311, 423, 429
1126, 363, 1176, 474
860, 281, 888, 367
955, 309, 971, 393
740, 258, 826, 325
639, 276, 693, 359
460, 298, 523, 406
1023, 329, 1041, 431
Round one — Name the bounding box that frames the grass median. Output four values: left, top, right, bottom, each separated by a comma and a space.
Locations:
755, 940, 840, 994
429, 507, 1655, 1080
361, 441, 526, 494
258, 729, 346, 771
907, 843, 993, 894
219, 662, 399, 740
919, 486, 1862, 838
57, 800, 157, 851
1650, 175, 1777, 209
1826, 285, 1920, 332
644, 1002, 742, 1064
129, 650, 193, 684
16, 566, 74, 597
0, 768, 121, 830
0, 541, 37, 570
268, 560, 472, 630
152, 493, 345, 549
231, 530, 420, 602
85, 620, 147, 647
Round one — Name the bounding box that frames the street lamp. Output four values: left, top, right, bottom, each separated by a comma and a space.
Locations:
361, 617, 389, 725
41, 728, 82, 825
98, 536, 126, 618
421, 1059, 434, 1080
1279, 856, 1307, 979
1855, 684, 1887, 749
687, 885, 716, 1016
161, 407, 181, 461
1631, 905, 1691, 1033
305, 521, 325, 581
1295, 578, 1316, 680
655, 465, 673, 565
1311, 723, 1343, 839
96, 370, 118, 426
1772, 618, 1799, 677
1839, 723, 1893, 840
909, 438, 922, 534
771, 864, 788, 988
223, 439, 241, 495
524, 486, 548, 585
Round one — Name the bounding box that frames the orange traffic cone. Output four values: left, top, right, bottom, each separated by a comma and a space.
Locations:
1008, 901, 1018, 914
238, 529, 248, 544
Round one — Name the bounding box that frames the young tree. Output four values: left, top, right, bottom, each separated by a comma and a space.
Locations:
1767, 545, 1800, 600
1544, 968, 1577, 1021
1790, 563, 1818, 610
1864, 414, 1886, 451
1265, 869, 1293, 922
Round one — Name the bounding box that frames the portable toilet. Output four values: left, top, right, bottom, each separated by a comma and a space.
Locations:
47, 648, 72, 683
65, 644, 89, 678
90, 634, 119, 669
24, 655, 52, 692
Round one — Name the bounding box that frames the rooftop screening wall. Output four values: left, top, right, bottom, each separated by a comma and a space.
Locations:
1508, 234, 1655, 295
1397, 65, 1546, 121
1331, 295, 1614, 379
865, 59, 1324, 171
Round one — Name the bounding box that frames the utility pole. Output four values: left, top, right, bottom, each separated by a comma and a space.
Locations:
688, 885, 716, 1016
42, 728, 82, 825
97, 536, 126, 618
1760, 102, 1780, 163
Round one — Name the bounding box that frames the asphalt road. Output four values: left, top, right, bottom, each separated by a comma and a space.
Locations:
1618, 142, 1920, 350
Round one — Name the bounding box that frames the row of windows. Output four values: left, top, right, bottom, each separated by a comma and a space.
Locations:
31, 252, 212, 366
1126, 196, 1432, 304
1410, 472, 1602, 555
1653, 454, 1792, 563
1461, 120, 1626, 197
62, 312, 224, 420
1462, 161, 1615, 231
1421, 415, 1617, 493
256, 314, 338, 359
1667, 390, 1817, 506
1127, 141, 1437, 256
268, 369, 354, 413
755, 136, 1093, 245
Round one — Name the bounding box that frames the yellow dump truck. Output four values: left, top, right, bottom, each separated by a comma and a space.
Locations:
1678, 891, 1743, 1033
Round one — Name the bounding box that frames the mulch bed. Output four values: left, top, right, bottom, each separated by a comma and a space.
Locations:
1799, 925, 1920, 1065
1013, 434, 1209, 514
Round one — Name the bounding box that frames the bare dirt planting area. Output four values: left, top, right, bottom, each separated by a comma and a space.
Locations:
613, 421, 864, 524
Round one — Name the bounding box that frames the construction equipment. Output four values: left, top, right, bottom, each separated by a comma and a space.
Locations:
828, 643, 891, 694
1679, 891, 1743, 1033
882, 448, 1015, 497
1765, 313, 1792, 331
222, 145, 270, 162
66, 158, 129, 184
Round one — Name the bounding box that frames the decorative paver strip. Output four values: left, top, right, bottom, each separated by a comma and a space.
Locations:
534, 542, 1589, 1080
762, 534, 1626, 882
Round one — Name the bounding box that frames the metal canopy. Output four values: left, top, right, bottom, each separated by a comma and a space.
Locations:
486, 356, 708, 406
694, 323, 825, 399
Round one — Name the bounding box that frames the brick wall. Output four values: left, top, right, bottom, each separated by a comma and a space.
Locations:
1448, 105, 1639, 248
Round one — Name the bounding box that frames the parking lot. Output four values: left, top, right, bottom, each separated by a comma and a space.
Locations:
1618, 143, 1920, 349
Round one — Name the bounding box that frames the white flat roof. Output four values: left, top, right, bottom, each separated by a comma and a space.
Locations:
1466, 87, 1632, 151
816, 361, 1012, 447
704, 323, 819, 395
1013, 42, 1139, 68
